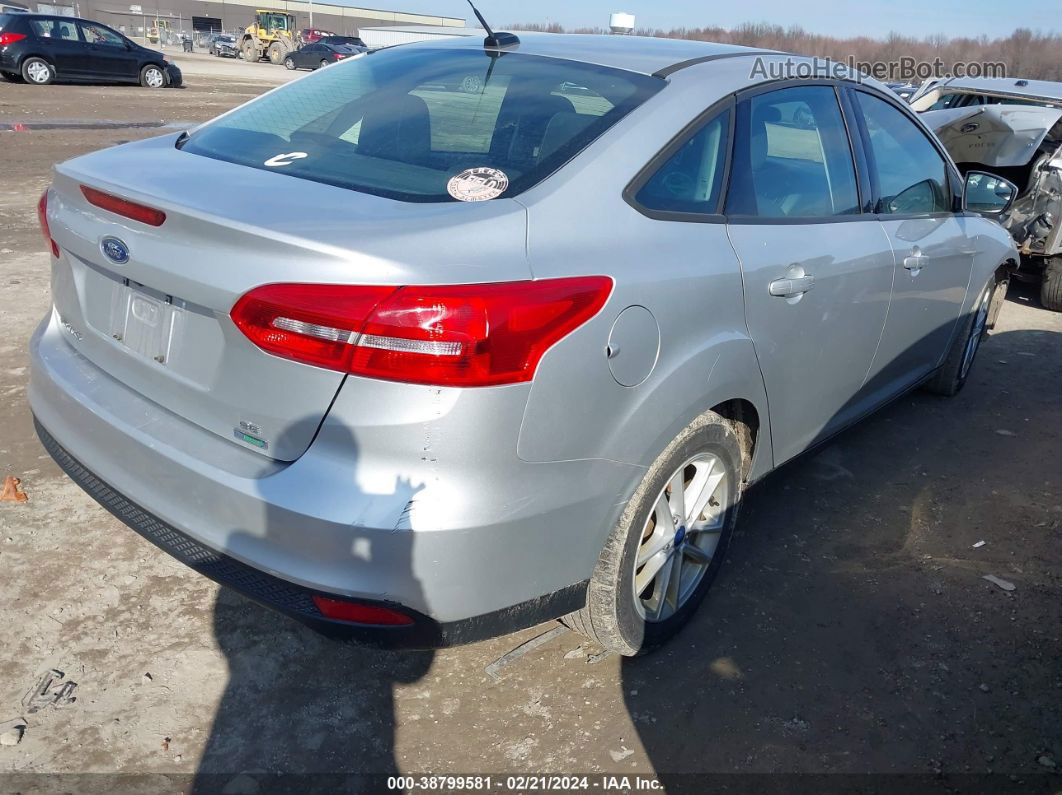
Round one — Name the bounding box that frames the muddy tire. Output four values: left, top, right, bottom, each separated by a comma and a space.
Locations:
21, 56, 54, 85
924, 278, 995, 397
1041, 258, 1062, 312
267, 42, 285, 65
562, 411, 744, 656
242, 41, 258, 62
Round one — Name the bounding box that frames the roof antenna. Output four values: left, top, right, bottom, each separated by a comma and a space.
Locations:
465, 0, 519, 48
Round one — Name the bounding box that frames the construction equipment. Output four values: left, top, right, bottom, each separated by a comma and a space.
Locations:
240, 10, 297, 65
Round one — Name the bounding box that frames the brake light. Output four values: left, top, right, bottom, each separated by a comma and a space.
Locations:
80, 185, 166, 226
231, 277, 613, 386
0, 33, 27, 46
333, 52, 344, 59
312, 595, 414, 625
37, 190, 59, 258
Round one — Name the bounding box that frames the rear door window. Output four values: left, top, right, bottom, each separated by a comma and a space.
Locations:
725, 85, 860, 218
30, 18, 80, 40
178, 47, 662, 202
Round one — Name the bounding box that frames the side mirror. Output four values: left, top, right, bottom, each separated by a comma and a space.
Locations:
963, 170, 1017, 216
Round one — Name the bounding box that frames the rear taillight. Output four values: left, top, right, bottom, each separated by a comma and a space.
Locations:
231, 277, 613, 387
37, 190, 59, 258
312, 595, 414, 625
80, 185, 166, 226
0, 33, 27, 46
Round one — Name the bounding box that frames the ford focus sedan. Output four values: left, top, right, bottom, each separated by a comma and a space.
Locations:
31, 34, 1017, 654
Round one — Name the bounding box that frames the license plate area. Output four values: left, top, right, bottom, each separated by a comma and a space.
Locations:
108, 281, 183, 365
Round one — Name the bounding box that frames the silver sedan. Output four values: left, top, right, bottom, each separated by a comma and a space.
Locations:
31, 33, 1017, 653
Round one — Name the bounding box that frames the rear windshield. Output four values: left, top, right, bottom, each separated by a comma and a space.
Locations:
178, 47, 662, 202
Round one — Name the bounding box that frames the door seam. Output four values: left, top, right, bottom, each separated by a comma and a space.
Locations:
859, 220, 898, 388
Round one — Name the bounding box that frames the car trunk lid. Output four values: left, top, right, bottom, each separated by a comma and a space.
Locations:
47, 134, 531, 461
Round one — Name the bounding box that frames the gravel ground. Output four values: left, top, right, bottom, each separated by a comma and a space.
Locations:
0, 61, 1059, 792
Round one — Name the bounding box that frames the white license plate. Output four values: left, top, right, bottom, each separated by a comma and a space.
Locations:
108, 283, 183, 364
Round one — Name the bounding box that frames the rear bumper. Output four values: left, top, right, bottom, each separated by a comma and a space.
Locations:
30, 310, 636, 644
34, 419, 585, 648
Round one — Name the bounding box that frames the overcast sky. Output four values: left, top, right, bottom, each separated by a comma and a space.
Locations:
400, 0, 1057, 39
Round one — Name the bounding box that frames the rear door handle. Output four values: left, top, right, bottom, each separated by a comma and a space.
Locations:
769, 274, 815, 297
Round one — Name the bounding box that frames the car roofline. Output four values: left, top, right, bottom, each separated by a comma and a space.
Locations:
651, 49, 785, 78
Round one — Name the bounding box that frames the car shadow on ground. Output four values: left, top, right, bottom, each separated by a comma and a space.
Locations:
620, 326, 1061, 786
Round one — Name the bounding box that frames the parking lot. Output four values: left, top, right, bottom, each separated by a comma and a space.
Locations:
1, 54, 1060, 788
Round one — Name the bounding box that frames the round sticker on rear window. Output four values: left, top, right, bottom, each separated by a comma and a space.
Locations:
447, 167, 509, 202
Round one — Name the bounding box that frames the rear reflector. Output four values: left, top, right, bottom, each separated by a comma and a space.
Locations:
231, 277, 613, 387
36, 190, 59, 258
0, 32, 27, 46
81, 185, 166, 227
312, 595, 415, 625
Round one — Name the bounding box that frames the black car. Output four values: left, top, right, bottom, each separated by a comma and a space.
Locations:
283, 36, 365, 71
209, 33, 237, 58
0, 12, 181, 87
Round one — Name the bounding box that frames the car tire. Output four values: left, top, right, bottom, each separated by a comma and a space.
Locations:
923, 278, 995, 397
139, 63, 167, 89
21, 57, 54, 85
562, 410, 745, 656
1040, 258, 1062, 312
987, 275, 1008, 328
284, 57, 295, 70
319, 59, 329, 69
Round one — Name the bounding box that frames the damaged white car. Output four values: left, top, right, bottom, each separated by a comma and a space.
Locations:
914, 78, 1062, 311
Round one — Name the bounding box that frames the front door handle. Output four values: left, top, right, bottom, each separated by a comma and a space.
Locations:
769, 274, 815, 298
903, 248, 928, 271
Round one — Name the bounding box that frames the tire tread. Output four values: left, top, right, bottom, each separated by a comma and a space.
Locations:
1041, 260, 1062, 312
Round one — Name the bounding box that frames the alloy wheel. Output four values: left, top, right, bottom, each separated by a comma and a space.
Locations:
144, 67, 164, 88
633, 453, 729, 622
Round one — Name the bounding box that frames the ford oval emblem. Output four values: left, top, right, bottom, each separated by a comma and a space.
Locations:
960, 122, 979, 134
101, 236, 129, 264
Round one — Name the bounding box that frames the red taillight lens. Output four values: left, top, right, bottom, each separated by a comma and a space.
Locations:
80, 185, 166, 227
312, 595, 414, 625
231, 277, 613, 386
37, 190, 59, 258
231, 284, 396, 371
0, 33, 27, 46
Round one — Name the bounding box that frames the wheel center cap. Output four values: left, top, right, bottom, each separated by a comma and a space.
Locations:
674, 526, 686, 545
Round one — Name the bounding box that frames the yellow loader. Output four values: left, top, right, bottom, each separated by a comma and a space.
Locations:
240, 10, 297, 65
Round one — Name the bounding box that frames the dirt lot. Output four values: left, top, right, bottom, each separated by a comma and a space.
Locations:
0, 59, 1060, 792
